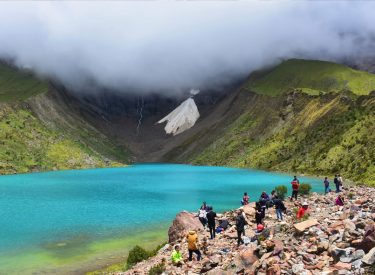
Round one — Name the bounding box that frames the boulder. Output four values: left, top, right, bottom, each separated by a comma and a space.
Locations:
168, 211, 203, 243
294, 219, 319, 233
243, 203, 256, 217
333, 261, 352, 270
343, 219, 356, 231
239, 246, 259, 267
362, 247, 375, 265
359, 222, 375, 253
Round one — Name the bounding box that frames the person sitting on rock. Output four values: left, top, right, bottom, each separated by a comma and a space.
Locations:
236, 210, 246, 246
255, 202, 263, 225
186, 230, 201, 261
206, 206, 217, 239
171, 244, 184, 266
201, 236, 209, 254
297, 201, 309, 219
335, 194, 344, 206
241, 192, 250, 205
198, 208, 207, 228
216, 219, 229, 233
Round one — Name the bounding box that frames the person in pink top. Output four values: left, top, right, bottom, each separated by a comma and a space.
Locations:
335, 194, 344, 206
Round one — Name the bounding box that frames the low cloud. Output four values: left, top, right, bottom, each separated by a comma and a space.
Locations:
0, 1, 374, 95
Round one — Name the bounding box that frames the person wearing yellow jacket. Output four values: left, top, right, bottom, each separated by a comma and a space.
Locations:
186, 230, 201, 261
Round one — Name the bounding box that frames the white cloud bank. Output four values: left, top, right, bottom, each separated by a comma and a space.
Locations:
0, 1, 374, 95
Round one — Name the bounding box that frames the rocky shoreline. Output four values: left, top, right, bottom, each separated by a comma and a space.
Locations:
122, 186, 374, 274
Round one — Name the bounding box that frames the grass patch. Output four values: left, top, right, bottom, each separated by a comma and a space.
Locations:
245, 59, 375, 96
0, 63, 48, 102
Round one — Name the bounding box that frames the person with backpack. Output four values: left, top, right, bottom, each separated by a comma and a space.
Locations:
334, 175, 340, 193
186, 230, 201, 261
273, 195, 286, 221
241, 192, 249, 205
206, 206, 217, 239
291, 176, 300, 201
338, 174, 343, 189
236, 210, 246, 246
324, 177, 330, 194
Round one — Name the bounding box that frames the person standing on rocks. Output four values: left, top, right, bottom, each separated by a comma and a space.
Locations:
291, 176, 300, 201
198, 208, 207, 228
206, 206, 217, 239
334, 175, 340, 193
236, 210, 246, 246
324, 177, 330, 194
338, 174, 343, 189
255, 202, 263, 225
273, 195, 285, 221
200, 201, 208, 211
186, 230, 201, 261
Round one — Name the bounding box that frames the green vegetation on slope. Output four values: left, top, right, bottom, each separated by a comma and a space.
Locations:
246, 59, 375, 96
0, 63, 48, 101
0, 105, 121, 174
0, 63, 126, 174
192, 60, 375, 186
193, 93, 375, 186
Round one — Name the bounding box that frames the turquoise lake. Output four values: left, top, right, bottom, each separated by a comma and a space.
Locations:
0, 164, 324, 274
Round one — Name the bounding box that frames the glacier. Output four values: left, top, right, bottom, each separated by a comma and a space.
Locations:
157, 97, 200, 136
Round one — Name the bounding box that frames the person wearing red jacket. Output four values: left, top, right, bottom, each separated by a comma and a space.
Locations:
291, 176, 300, 201
297, 201, 309, 219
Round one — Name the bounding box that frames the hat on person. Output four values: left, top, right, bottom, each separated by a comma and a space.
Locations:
257, 224, 264, 231
302, 201, 309, 206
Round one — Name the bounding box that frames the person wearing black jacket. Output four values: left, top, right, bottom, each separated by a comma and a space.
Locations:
334, 175, 340, 193
206, 206, 217, 239
236, 210, 246, 246
255, 202, 263, 225
273, 195, 285, 221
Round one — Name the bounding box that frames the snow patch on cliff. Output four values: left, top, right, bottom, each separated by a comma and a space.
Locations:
158, 97, 200, 136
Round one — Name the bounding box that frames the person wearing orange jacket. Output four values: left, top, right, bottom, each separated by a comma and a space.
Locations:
186, 230, 201, 261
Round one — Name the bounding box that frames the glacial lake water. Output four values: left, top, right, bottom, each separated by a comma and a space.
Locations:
0, 164, 324, 274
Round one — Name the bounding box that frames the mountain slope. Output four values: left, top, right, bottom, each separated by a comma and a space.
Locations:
162, 60, 375, 186
246, 59, 375, 96
0, 64, 127, 174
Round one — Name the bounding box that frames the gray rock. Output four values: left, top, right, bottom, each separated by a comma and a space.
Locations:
362, 246, 375, 265
292, 263, 305, 275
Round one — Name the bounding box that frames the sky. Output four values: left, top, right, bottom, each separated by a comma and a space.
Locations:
0, 1, 374, 95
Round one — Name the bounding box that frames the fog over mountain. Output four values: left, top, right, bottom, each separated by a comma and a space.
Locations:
0, 1, 375, 95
